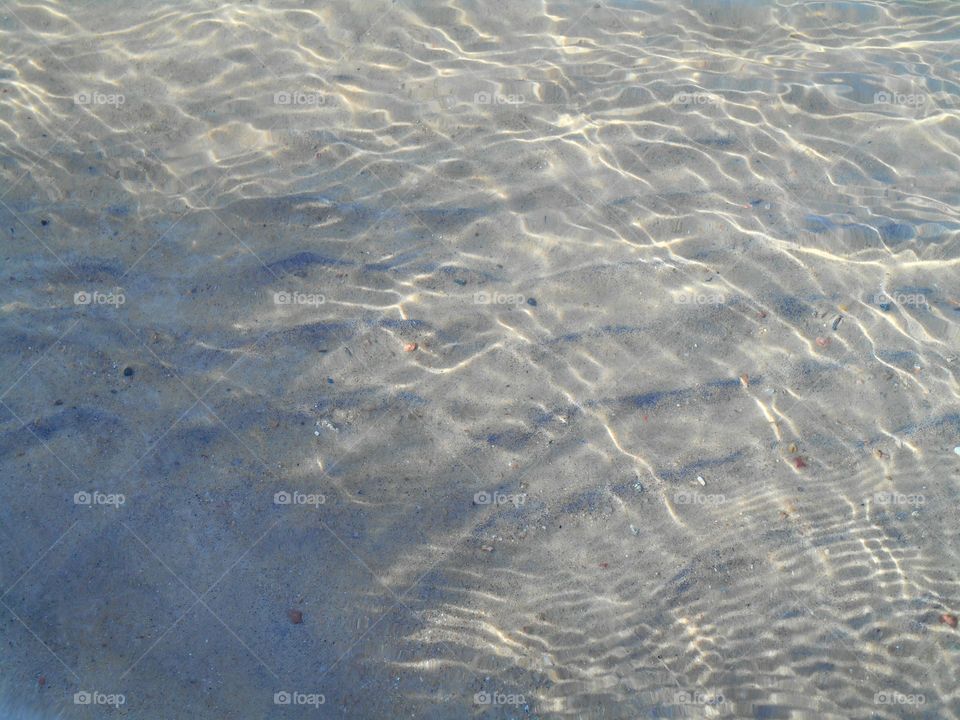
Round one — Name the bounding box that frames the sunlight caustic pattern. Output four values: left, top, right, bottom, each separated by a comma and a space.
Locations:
1, 0, 960, 717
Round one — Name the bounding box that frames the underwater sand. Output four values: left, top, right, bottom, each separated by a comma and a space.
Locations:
2, 0, 960, 717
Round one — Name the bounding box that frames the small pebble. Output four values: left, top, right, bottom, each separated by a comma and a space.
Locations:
404, 342, 417, 352
287, 609, 303, 624
793, 456, 807, 469
953, 447, 960, 457
788, 443, 797, 453
940, 613, 958, 629
697, 476, 705, 486
815, 337, 830, 348
481, 545, 494, 552
526, 297, 538, 307
599, 562, 608, 569
832, 315, 843, 331
122, 366, 134, 377
739, 373, 749, 387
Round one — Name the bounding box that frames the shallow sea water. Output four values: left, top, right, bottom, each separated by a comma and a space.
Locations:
2, 0, 960, 717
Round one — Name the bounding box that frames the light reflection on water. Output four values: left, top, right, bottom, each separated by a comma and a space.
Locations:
1, 0, 960, 717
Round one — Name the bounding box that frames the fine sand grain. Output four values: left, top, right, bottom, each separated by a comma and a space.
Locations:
2, 1, 960, 718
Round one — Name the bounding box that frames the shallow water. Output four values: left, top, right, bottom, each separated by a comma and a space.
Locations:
2, 0, 960, 718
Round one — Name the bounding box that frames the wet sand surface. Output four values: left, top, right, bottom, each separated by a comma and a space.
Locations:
2, 0, 960, 717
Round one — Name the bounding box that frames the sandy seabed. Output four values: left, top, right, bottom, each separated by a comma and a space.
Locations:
2, 0, 960, 718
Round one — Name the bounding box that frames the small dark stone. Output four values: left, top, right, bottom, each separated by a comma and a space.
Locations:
40, 219, 49, 226
287, 609, 303, 624
54, 399, 63, 406
526, 297, 538, 307
122, 366, 134, 377
453, 278, 467, 286
327, 377, 334, 384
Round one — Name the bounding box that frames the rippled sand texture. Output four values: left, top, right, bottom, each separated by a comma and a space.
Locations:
2, 0, 960, 717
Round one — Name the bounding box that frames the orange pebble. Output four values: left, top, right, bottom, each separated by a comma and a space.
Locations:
404, 342, 418, 352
